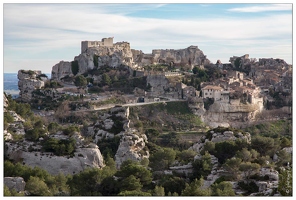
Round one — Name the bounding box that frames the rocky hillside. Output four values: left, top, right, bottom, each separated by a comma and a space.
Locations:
87, 106, 149, 168
51, 41, 211, 81
4, 95, 105, 175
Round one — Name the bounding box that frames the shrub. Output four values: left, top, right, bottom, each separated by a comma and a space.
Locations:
71, 60, 79, 76
93, 55, 99, 67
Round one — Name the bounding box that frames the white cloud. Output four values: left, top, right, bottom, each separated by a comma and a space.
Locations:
3, 4, 292, 73
228, 4, 292, 13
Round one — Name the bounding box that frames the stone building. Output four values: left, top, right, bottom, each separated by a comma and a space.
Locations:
81, 37, 114, 53
201, 85, 223, 100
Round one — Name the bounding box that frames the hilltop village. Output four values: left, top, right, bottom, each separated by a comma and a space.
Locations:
4, 37, 292, 196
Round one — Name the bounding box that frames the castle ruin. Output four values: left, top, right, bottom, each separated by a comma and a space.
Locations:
81, 37, 114, 53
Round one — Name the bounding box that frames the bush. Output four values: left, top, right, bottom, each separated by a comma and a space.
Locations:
238, 181, 259, 195
93, 55, 99, 67
42, 138, 76, 156
63, 125, 79, 136
4, 112, 14, 123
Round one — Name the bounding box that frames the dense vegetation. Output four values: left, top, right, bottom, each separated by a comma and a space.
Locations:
3, 94, 292, 196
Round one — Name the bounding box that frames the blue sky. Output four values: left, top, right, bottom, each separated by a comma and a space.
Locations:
2, 2, 293, 73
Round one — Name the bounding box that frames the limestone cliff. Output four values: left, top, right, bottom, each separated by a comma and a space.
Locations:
51, 39, 211, 81
5, 138, 105, 175
51, 61, 73, 80
138, 45, 210, 67
115, 128, 149, 169
200, 100, 263, 128
18, 70, 48, 102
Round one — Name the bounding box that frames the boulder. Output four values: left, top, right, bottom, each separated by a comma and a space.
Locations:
4, 177, 26, 193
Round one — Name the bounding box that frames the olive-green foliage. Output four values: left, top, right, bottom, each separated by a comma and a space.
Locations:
238, 181, 259, 196
145, 128, 160, 143
47, 122, 60, 134
251, 135, 277, 156
93, 54, 99, 67
276, 150, 292, 166
63, 125, 80, 136
153, 185, 165, 196
239, 162, 260, 181
3, 185, 12, 196
116, 160, 152, 187
176, 149, 197, 164
25, 127, 47, 141
213, 140, 243, 164
211, 181, 235, 196
68, 167, 114, 196
278, 166, 292, 196
98, 136, 121, 158
107, 115, 125, 134
102, 73, 112, 86
6, 94, 33, 119
44, 80, 63, 89
71, 60, 79, 75
4, 112, 14, 123
192, 151, 212, 179
119, 175, 142, 191
244, 120, 292, 138
25, 176, 52, 196
158, 175, 186, 195
222, 158, 242, 180
42, 138, 76, 156
181, 178, 211, 196
4, 161, 70, 196
235, 148, 259, 162
74, 75, 87, 87
149, 147, 176, 171
165, 101, 192, 114
118, 190, 152, 196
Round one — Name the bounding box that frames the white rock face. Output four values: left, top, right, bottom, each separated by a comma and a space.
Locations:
4, 177, 26, 192
136, 45, 210, 67
6, 143, 104, 175
259, 167, 279, 181
146, 74, 170, 96
202, 101, 263, 128
115, 128, 149, 169
51, 61, 73, 80
18, 70, 47, 102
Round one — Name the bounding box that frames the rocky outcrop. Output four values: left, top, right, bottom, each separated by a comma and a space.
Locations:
52, 42, 135, 80
4, 177, 26, 193
86, 106, 149, 169
87, 107, 129, 143
138, 45, 210, 67
5, 140, 104, 175
202, 101, 263, 128
115, 128, 149, 169
51, 40, 211, 81
18, 70, 48, 102
51, 61, 73, 80
146, 74, 170, 96
190, 129, 251, 154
